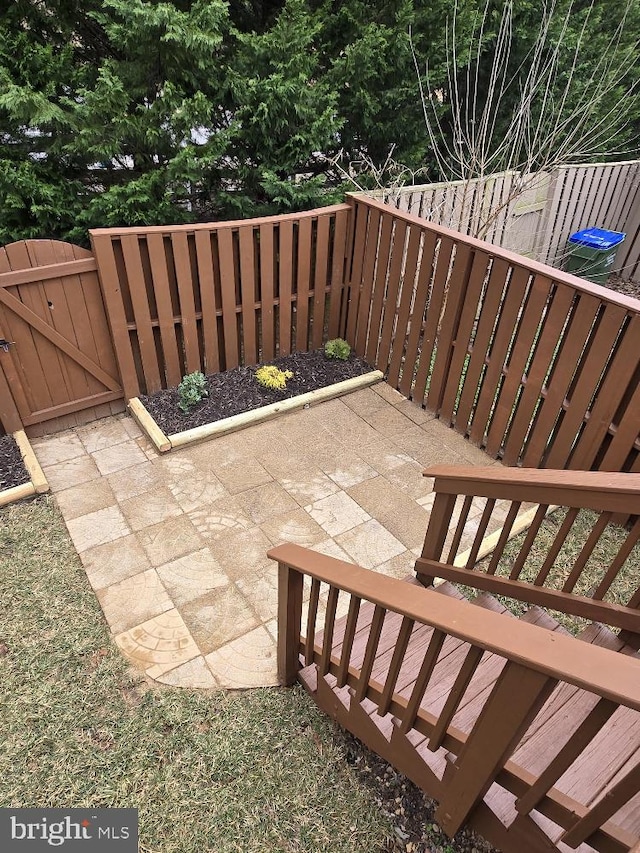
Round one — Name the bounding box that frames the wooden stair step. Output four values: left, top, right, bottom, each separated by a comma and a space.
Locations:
303, 574, 640, 851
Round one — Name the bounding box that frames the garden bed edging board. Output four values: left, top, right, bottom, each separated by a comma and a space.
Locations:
0, 431, 49, 507
129, 369, 385, 453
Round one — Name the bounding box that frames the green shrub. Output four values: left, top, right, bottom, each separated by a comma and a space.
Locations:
255, 365, 294, 391
177, 371, 208, 413
324, 338, 351, 360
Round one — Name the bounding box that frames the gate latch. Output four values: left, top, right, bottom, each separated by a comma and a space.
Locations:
0, 339, 14, 352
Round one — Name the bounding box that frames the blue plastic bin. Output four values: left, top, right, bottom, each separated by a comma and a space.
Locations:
565, 228, 625, 284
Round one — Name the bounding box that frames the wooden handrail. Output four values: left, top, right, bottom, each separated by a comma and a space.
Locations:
268, 544, 640, 711
423, 466, 640, 514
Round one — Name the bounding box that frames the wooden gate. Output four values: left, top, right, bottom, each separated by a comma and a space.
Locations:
0, 240, 123, 435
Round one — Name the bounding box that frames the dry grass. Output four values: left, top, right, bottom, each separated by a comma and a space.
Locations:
0, 497, 395, 853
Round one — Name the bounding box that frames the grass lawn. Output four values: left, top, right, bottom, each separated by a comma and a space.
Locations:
0, 497, 394, 853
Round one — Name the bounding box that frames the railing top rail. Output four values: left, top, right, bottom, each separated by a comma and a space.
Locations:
269, 543, 640, 710
89, 203, 351, 238
425, 466, 640, 498
347, 194, 640, 314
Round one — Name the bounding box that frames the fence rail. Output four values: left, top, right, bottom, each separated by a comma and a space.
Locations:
344, 194, 640, 473
374, 159, 640, 278
90, 205, 351, 399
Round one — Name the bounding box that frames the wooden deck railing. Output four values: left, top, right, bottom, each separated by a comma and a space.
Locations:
269, 542, 640, 850
417, 466, 640, 635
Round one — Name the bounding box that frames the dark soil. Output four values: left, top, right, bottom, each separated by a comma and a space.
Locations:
605, 274, 640, 301
338, 731, 497, 853
140, 348, 375, 436
0, 434, 30, 491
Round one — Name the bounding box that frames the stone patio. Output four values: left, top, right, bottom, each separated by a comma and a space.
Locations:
31, 382, 499, 690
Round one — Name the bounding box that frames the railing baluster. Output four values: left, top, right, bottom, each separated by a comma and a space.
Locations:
560, 763, 640, 848
305, 578, 321, 666
562, 512, 611, 593
447, 496, 474, 564
464, 499, 496, 568
515, 697, 618, 817
337, 596, 361, 688
378, 616, 415, 716
354, 605, 386, 703
428, 645, 485, 751
319, 586, 339, 677
420, 493, 458, 574
594, 517, 640, 600
509, 504, 548, 580
533, 507, 579, 586
399, 628, 446, 733
487, 501, 521, 574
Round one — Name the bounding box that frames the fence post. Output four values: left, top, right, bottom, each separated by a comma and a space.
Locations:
435, 661, 556, 836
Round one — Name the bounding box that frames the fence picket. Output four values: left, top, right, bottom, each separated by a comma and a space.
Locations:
238, 226, 257, 365
278, 220, 294, 356
259, 223, 276, 361
438, 250, 491, 424
398, 230, 438, 399
545, 302, 628, 469
502, 285, 575, 466
427, 241, 473, 414
312, 214, 330, 350
454, 258, 510, 437
295, 217, 312, 353
171, 232, 200, 375
194, 230, 220, 375
521, 293, 601, 468
147, 233, 182, 387
484, 275, 553, 457
328, 207, 349, 340
364, 211, 393, 366
387, 224, 421, 388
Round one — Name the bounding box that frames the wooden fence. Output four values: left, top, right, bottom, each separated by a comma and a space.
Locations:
90, 205, 350, 399
375, 159, 640, 278
4, 192, 640, 477
343, 194, 640, 473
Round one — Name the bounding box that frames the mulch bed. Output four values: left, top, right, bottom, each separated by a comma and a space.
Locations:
0, 434, 30, 492
139, 348, 375, 436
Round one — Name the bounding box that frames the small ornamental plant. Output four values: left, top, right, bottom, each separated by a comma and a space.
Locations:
255, 365, 294, 391
177, 371, 208, 414
324, 338, 351, 360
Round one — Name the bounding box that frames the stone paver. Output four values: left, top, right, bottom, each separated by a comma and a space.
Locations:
33, 387, 509, 690
81, 534, 152, 590
305, 491, 371, 536
55, 478, 117, 521
114, 609, 200, 679
96, 568, 173, 634
66, 505, 130, 553
137, 515, 204, 567
42, 455, 101, 491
